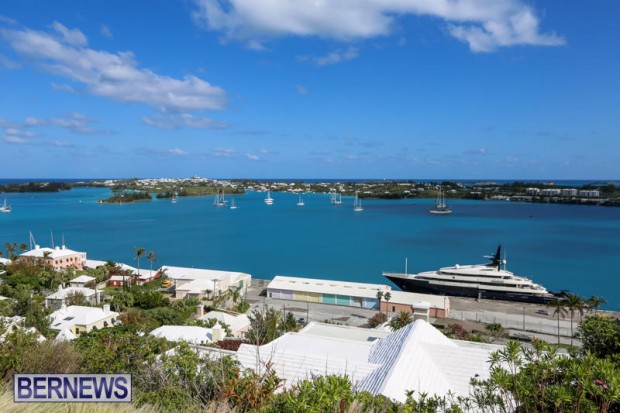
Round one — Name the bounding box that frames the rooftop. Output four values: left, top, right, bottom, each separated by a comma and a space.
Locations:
49, 305, 118, 331
21, 245, 85, 259
198, 311, 250, 332
384, 290, 447, 309
46, 286, 96, 300
70, 275, 96, 284
161, 265, 250, 282
150, 325, 214, 345
267, 275, 390, 299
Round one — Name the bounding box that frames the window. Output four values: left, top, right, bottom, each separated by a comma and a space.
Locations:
75, 328, 80, 334
392, 306, 396, 312
63, 317, 74, 321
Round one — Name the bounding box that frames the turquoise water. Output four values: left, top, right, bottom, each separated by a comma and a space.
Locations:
1, 188, 619, 308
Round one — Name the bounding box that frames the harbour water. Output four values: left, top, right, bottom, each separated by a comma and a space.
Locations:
1, 187, 619, 308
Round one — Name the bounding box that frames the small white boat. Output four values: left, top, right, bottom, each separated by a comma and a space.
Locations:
1, 198, 12, 213
297, 195, 305, 206
264, 190, 274, 205
353, 192, 363, 212
171, 192, 178, 204
429, 187, 451, 215
213, 189, 227, 207
331, 192, 342, 205
230, 198, 238, 209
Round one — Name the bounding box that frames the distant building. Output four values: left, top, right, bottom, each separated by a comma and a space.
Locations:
561, 188, 578, 197
579, 190, 600, 198
526, 188, 540, 195
197, 309, 250, 338
540, 188, 561, 196
267, 275, 390, 310
0, 258, 11, 266
150, 324, 225, 345
160, 265, 251, 299
69, 275, 96, 288
45, 285, 101, 310
49, 304, 119, 340
20, 245, 86, 271
108, 275, 132, 287
237, 320, 501, 402
0, 316, 46, 343
380, 290, 450, 319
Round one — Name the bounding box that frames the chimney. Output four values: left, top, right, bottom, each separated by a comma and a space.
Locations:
103, 304, 110, 314
196, 304, 204, 318
58, 284, 63, 292
212, 322, 224, 342
60, 303, 67, 312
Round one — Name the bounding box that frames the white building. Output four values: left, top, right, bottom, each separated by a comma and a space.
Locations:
160, 265, 251, 299
45, 285, 101, 310
237, 320, 501, 402
526, 188, 540, 195
197, 309, 250, 338
561, 188, 578, 197
69, 275, 96, 288
150, 324, 226, 345
20, 245, 87, 271
0, 257, 11, 266
49, 304, 119, 340
0, 316, 45, 343
579, 190, 600, 198
540, 188, 561, 196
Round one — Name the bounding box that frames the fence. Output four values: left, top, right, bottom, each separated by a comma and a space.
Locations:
449, 310, 574, 337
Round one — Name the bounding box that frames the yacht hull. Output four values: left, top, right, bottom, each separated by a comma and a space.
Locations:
384, 275, 554, 304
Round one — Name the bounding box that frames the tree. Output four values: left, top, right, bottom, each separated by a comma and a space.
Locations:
547, 298, 567, 345
587, 295, 607, 313
565, 293, 586, 346
41, 250, 52, 272
485, 322, 506, 342
376, 291, 384, 314
146, 250, 157, 278
133, 246, 146, 276
389, 311, 412, 331
575, 314, 620, 364
384, 291, 392, 314
65, 290, 86, 306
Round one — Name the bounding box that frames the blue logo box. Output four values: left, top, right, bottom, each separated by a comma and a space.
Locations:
14, 374, 132, 403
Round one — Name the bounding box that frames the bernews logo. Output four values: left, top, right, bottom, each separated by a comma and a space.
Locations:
14, 374, 131, 403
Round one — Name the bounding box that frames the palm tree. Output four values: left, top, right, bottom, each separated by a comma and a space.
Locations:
586, 295, 607, 314
547, 299, 567, 345
384, 292, 392, 314
388, 311, 413, 331
42, 250, 52, 272
146, 251, 157, 278
4, 243, 15, 260
376, 291, 384, 314
133, 246, 146, 276
565, 293, 586, 346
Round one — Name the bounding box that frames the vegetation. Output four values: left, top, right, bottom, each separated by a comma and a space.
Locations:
388, 311, 413, 331
0, 181, 72, 193
100, 191, 152, 204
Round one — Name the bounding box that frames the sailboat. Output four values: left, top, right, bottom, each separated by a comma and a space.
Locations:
353, 192, 363, 212
171, 192, 178, 204
0, 198, 11, 213
331, 192, 343, 205
429, 187, 452, 215
297, 195, 305, 206
264, 190, 274, 205
213, 189, 227, 207
230, 198, 238, 209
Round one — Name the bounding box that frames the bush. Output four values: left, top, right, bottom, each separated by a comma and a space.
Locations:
366, 312, 387, 328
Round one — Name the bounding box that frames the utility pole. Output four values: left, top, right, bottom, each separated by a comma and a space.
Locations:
523, 307, 526, 330
306, 301, 309, 325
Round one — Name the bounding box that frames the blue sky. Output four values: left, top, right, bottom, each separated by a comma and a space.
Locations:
0, 1, 618, 179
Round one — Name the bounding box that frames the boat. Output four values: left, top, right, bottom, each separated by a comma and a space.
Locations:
331, 193, 342, 205
1, 198, 12, 213
230, 198, 238, 209
353, 192, 363, 212
429, 187, 451, 215
171, 192, 178, 204
297, 195, 305, 206
213, 189, 227, 207
264, 190, 274, 205
383, 245, 555, 304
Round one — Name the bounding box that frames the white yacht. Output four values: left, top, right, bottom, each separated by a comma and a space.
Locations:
331, 192, 343, 205
230, 198, 238, 209
429, 187, 451, 215
213, 189, 227, 207
264, 190, 274, 205
297, 195, 305, 206
383, 245, 555, 303
353, 192, 363, 212
0, 198, 11, 213
171, 192, 178, 204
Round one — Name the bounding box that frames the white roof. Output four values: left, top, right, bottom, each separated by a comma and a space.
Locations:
109, 275, 130, 281
0, 258, 11, 265
46, 286, 96, 300
70, 275, 96, 284
385, 290, 447, 310
21, 246, 84, 259
239, 320, 500, 402
150, 326, 213, 345
85, 259, 107, 268
198, 311, 250, 332
161, 265, 250, 283
299, 322, 390, 342
267, 275, 390, 299
56, 328, 77, 342
49, 306, 118, 331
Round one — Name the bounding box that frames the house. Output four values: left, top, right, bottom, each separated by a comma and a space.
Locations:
150, 324, 226, 345
379, 290, 450, 319
69, 275, 96, 288
0, 257, 11, 266
108, 275, 132, 287
267, 275, 390, 309
49, 304, 119, 340
237, 320, 502, 402
45, 285, 101, 310
20, 245, 87, 271
197, 307, 250, 338
0, 316, 46, 343
159, 265, 251, 299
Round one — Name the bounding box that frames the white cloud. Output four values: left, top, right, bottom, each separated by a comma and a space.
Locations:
143, 113, 228, 129
0, 54, 20, 69
167, 148, 190, 155
51, 82, 77, 94
51, 21, 88, 47
315, 47, 359, 66
246, 153, 260, 161
100, 25, 113, 39
192, 0, 564, 52
211, 148, 237, 158
51, 140, 73, 147
295, 84, 309, 95
1, 22, 227, 112
2, 135, 29, 144
3, 113, 105, 135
